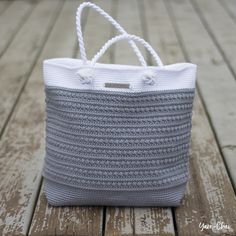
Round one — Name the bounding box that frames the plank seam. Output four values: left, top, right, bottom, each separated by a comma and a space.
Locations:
190, 0, 236, 81
26, 176, 43, 236
171, 207, 178, 236
132, 207, 135, 236
0, 3, 36, 58
102, 207, 107, 236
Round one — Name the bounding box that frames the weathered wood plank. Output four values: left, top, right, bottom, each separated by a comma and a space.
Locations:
220, 0, 236, 22
142, 0, 185, 66
0, 1, 11, 16
28, 1, 104, 235
105, 208, 175, 236
145, 0, 236, 235
0, 0, 63, 137
104, 1, 175, 235
191, 0, 236, 78
0, 1, 33, 57
30, 187, 103, 236
175, 93, 236, 235
134, 208, 175, 236
0, 1, 76, 235
139, 0, 185, 68
105, 207, 134, 236
165, 0, 236, 188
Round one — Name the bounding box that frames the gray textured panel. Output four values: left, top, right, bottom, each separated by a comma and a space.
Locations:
43, 87, 195, 206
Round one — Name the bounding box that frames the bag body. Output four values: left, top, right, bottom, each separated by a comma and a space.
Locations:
42, 2, 197, 207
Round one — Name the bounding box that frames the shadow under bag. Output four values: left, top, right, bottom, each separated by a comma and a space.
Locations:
42, 2, 197, 206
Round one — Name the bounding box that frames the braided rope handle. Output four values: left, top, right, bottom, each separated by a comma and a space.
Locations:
76, 2, 147, 66
91, 34, 164, 67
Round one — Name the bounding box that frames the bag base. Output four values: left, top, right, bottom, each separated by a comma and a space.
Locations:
44, 179, 187, 207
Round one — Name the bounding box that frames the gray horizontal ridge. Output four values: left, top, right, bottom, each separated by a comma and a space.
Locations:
46, 137, 190, 154
46, 120, 192, 136
46, 131, 190, 149
46, 106, 192, 119
47, 123, 191, 139
46, 112, 191, 128
46, 110, 192, 124
45, 150, 188, 171
46, 105, 193, 117
47, 101, 193, 113
44, 158, 188, 180
45, 145, 188, 162
46, 126, 190, 145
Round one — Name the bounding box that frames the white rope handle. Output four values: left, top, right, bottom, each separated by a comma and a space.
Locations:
76, 2, 147, 66
91, 34, 164, 67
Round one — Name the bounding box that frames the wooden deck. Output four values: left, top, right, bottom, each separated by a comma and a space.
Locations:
0, 0, 236, 235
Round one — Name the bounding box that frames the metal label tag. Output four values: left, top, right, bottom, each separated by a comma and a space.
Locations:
104, 82, 130, 89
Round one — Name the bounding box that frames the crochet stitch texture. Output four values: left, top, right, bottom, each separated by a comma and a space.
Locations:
43, 87, 195, 206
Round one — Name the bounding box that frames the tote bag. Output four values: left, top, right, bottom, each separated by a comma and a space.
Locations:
42, 2, 197, 206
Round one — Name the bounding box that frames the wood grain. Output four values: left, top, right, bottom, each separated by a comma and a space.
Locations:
105, 207, 134, 236
134, 208, 175, 236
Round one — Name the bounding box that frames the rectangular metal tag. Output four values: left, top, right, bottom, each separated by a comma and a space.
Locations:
104, 82, 130, 89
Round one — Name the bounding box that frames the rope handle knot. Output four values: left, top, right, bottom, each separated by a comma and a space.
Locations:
76, 68, 93, 84
142, 71, 157, 85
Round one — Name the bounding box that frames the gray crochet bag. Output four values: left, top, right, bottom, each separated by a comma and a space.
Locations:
42, 2, 197, 206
